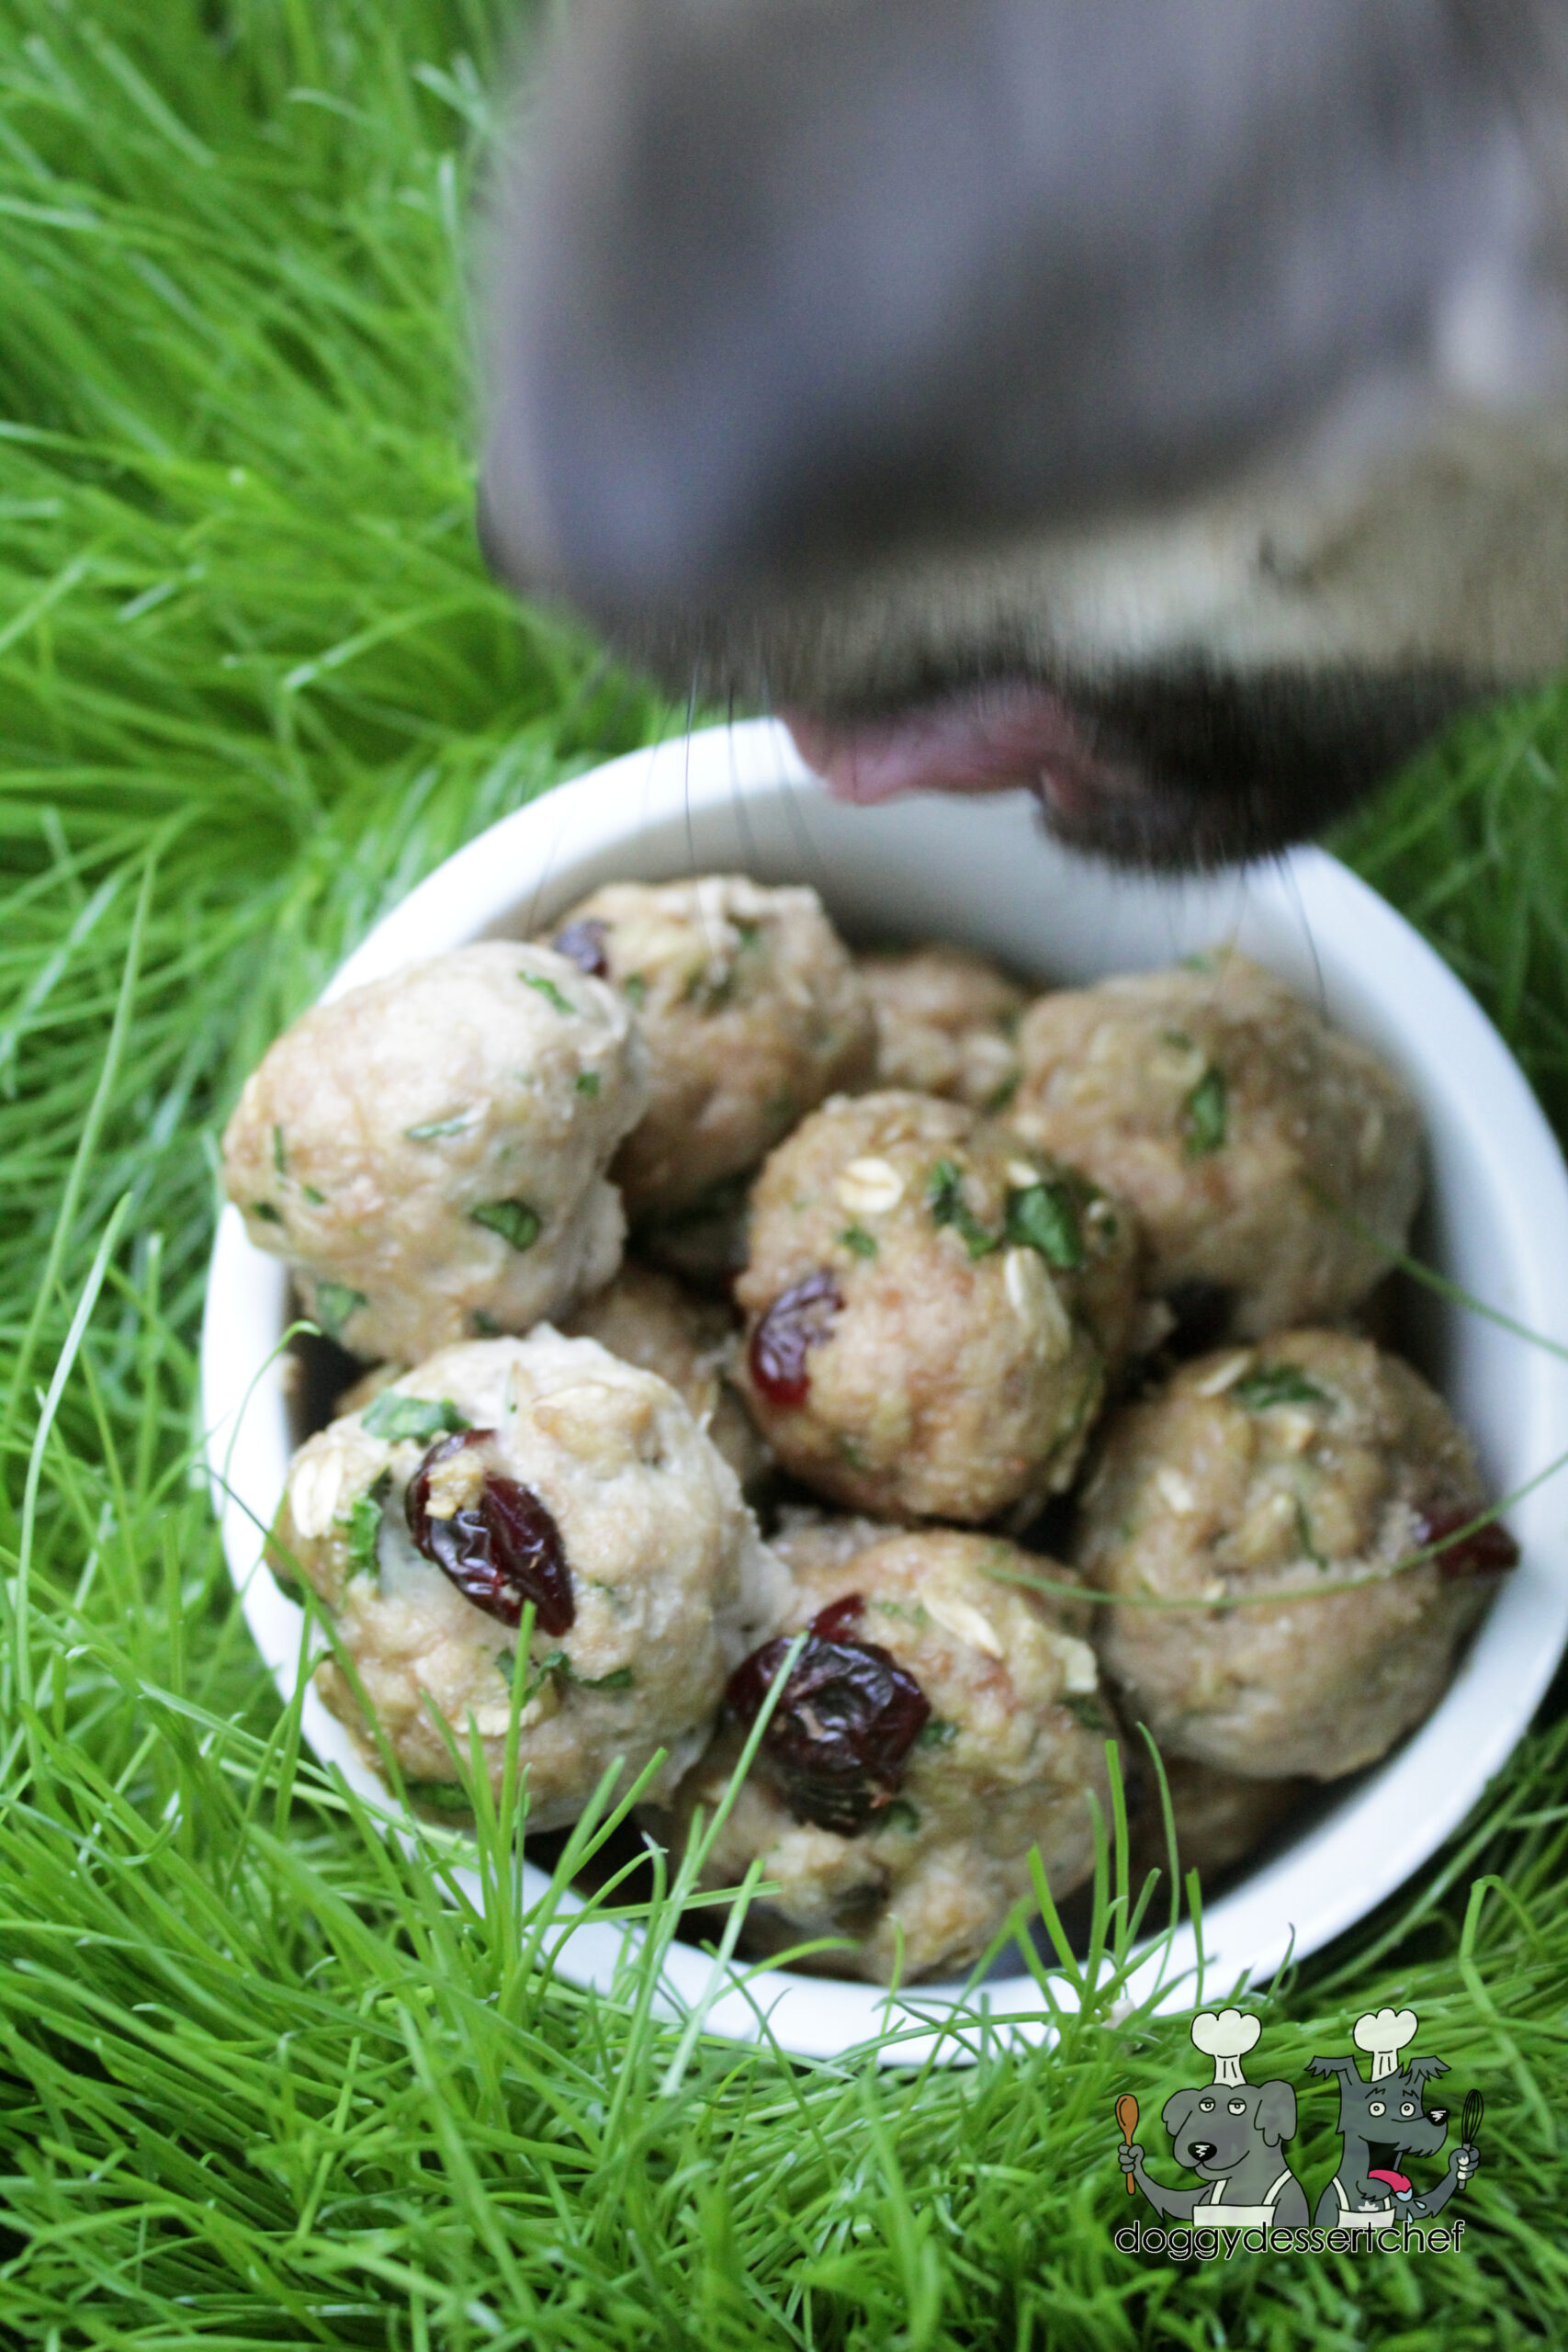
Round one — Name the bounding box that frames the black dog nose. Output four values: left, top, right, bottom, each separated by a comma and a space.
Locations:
1427, 2108, 1448, 2126
1187, 2142, 1218, 2164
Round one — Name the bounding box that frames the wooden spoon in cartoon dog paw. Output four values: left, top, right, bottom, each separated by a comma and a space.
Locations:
1116, 2093, 1139, 2193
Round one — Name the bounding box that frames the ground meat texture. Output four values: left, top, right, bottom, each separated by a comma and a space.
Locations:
560, 1261, 770, 1490
1127, 1758, 1309, 1888
540, 876, 875, 1218
650, 1526, 1115, 1983
1010, 950, 1423, 1340
858, 943, 1027, 1110
271, 1332, 787, 1831
735, 1091, 1140, 1521
1074, 1329, 1506, 1781
223, 943, 649, 1363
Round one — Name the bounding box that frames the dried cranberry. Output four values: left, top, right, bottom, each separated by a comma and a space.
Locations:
406, 1430, 574, 1633
552, 918, 611, 978
748, 1269, 843, 1408
1416, 1507, 1519, 1582
809, 1592, 865, 1644
727, 1617, 930, 1837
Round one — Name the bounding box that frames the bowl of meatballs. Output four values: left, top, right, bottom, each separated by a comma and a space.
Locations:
201, 718, 1568, 2062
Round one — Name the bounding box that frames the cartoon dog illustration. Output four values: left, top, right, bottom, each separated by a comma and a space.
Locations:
1118, 2011, 1309, 2227
1309, 2007, 1480, 2233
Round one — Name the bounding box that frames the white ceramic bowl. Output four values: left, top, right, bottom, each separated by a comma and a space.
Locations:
201, 718, 1568, 2063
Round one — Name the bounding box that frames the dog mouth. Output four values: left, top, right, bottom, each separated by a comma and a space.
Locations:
779, 661, 1479, 872
784, 681, 1098, 807
781, 677, 1258, 872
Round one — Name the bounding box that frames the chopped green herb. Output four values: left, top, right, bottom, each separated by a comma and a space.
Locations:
983, 1072, 1020, 1114
271, 1124, 288, 1177
470, 1308, 502, 1338
622, 974, 647, 1007
360, 1391, 467, 1443
313, 1282, 367, 1343
1005, 1180, 1083, 1270
1181, 1064, 1228, 1158
762, 1089, 797, 1129
927, 1158, 998, 1259
301, 1183, 326, 1206
340, 1475, 389, 1579
497, 1645, 569, 1702
524, 971, 575, 1016
249, 1200, 282, 1225
1233, 1364, 1332, 1412
917, 1717, 957, 1749
835, 1433, 868, 1469
1180, 949, 1219, 975
403, 1780, 473, 1815
1062, 1691, 1111, 1734
405, 1112, 472, 1142
839, 1224, 878, 1260
876, 1799, 920, 1834
574, 1069, 601, 1097
501, 1645, 636, 1700
572, 1664, 635, 1692
872, 1597, 931, 1629
469, 1198, 542, 1252
1293, 1496, 1328, 1569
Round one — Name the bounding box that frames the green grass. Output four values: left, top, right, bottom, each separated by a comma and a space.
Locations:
2, 3, 1568, 2343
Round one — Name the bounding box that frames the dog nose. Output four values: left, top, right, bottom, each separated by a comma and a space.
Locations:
1187, 2142, 1218, 2164
1427, 2108, 1448, 2126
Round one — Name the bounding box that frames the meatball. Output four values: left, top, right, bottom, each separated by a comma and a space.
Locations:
1074, 1329, 1515, 1781
735, 1090, 1139, 1521
272, 1332, 786, 1830
542, 876, 874, 1217
223, 944, 648, 1363
1010, 950, 1423, 1340
859, 942, 1027, 1110
1128, 1758, 1309, 1888
652, 1525, 1117, 1983
560, 1261, 770, 1489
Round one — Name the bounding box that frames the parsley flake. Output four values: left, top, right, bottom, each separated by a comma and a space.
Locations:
341, 1476, 389, 1579
523, 971, 575, 1016
405, 1112, 472, 1142
312, 1282, 367, 1343
1181, 1065, 1228, 1158
361, 1392, 468, 1443
1233, 1364, 1331, 1412
928, 1158, 998, 1259
469, 1198, 542, 1252
1005, 1180, 1084, 1270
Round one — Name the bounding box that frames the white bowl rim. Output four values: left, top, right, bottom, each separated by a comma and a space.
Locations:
200, 716, 1568, 2065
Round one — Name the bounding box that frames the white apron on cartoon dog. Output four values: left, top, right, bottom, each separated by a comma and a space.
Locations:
1190, 2171, 1298, 2229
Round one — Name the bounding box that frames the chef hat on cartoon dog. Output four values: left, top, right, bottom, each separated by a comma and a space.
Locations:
1354, 2007, 1418, 2083
1190, 2009, 1261, 2087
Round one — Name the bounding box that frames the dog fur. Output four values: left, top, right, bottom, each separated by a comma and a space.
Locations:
479, 1, 1568, 865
